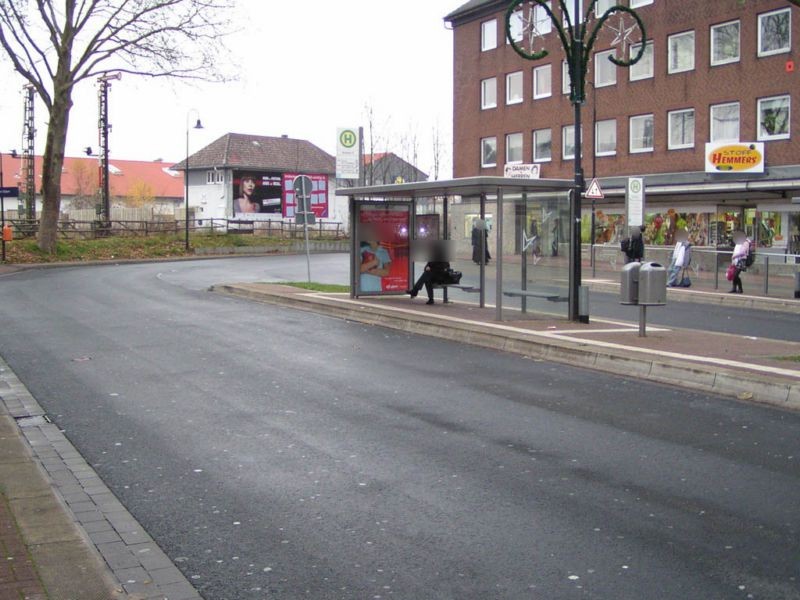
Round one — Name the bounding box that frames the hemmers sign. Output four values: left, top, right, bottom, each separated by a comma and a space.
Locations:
705, 142, 764, 173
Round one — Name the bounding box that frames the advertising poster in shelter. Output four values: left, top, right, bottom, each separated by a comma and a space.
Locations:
232, 170, 283, 217
357, 204, 411, 294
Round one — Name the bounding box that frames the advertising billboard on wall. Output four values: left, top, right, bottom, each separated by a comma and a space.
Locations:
232, 170, 329, 219
356, 203, 411, 295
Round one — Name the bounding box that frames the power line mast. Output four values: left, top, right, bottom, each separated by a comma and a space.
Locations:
97, 72, 121, 228
20, 84, 35, 221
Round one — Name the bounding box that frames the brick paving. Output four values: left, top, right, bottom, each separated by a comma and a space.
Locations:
0, 494, 46, 600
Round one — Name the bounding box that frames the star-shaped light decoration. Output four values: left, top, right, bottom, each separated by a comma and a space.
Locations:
607, 13, 640, 60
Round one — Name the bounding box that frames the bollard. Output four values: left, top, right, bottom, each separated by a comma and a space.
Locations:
795, 271, 800, 299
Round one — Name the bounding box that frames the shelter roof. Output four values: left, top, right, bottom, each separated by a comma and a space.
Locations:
336, 176, 573, 199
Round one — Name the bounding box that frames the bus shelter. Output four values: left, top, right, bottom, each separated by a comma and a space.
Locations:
337, 177, 577, 321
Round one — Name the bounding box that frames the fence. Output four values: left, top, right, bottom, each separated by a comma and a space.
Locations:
587, 243, 800, 298
5, 218, 347, 241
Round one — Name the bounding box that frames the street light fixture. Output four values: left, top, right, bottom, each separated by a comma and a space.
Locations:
506, 0, 646, 321
185, 109, 203, 252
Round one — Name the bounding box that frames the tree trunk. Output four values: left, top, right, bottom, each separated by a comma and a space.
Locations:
38, 76, 73, 254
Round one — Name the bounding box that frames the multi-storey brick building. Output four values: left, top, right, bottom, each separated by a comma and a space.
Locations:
445, 0, 800, 254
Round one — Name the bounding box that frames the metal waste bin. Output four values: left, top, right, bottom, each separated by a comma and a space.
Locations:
639, 262, 667, 305
620, 262, 641, 305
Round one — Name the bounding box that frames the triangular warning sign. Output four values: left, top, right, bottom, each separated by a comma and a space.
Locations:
584, 178, 604, 199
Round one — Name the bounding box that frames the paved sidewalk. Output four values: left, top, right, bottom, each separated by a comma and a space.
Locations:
0, 357, 201, 600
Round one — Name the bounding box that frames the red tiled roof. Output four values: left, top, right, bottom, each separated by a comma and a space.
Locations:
0, 154, 184, 199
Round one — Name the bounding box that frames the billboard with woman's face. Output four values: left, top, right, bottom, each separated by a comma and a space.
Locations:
232, 170, 329, 219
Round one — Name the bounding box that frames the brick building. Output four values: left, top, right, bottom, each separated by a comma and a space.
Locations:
445, 0, 800, 254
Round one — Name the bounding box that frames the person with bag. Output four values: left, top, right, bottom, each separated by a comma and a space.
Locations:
729, 231, 751, 294
667, 230, 689, 286
621, 226, 645, 264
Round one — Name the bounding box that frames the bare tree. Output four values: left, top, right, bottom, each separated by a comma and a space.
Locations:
0, 0, 234, 253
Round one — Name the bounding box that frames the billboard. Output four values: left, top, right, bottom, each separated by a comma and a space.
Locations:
232, 170, 329, 219
356, 203, 411, 294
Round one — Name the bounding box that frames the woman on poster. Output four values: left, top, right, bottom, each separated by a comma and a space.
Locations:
234, 175, 261, 213
359, 240, 392, 293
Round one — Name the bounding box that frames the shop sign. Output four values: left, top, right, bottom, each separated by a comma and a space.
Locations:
705, 142, 764, 173
504, 163, 541, 179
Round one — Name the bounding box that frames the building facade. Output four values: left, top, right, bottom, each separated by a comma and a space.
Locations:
445, 0, 800, 254
175, 133, 343, 225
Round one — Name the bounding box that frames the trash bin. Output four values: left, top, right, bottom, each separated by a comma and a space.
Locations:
620, 262, 641, 305
639, 262, 667, 305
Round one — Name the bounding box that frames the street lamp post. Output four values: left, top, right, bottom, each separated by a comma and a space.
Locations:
506, 0, 646, 321
185, 110, 203, 252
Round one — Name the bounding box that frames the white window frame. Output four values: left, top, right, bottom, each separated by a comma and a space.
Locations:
710, 102, 740, 143
533, 64, 552, 99
594, 0, 614, 15
508, 9, 523, 44
757, 95, 791, 141
481, 77, 497, 110
562, 125, 575, 160
629, 114, 654, 153
758, 8, 791, 57
668, 30, 695, 74
562, 60, 571, 95
710, 20, 740, 66
206, 170, 223, 184
481, 19, 497, 52
534, 2, 552, 35
594, 49, 617, 88
506, 71, 524, 105
629, 41, 654, 81
506, 132, 524, 164
630, 0, 653, 7
563, 0, 583, 26
667, 109, 695, 150
594, 119, 616, 157
481, 137, 497, 168
533, 128, 552, 162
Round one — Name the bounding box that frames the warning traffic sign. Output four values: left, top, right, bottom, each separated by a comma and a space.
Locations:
584, 178, 604, 199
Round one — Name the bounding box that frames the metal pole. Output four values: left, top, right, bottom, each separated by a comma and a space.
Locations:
185, 126, 190, 251
570, 0, 584, 322
763, 255, 769, 296
303, 210, 311, 283
639, 304, 647, 337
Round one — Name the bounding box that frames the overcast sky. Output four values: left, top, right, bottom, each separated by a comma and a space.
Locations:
0, 0, 458, 178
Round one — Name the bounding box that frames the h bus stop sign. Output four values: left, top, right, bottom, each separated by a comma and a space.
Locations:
293, 175, 315, 225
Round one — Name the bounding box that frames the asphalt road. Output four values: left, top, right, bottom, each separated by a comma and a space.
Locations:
0, 255, 798, 599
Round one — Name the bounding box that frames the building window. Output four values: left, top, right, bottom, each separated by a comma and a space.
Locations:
710, 102, 740, 142
668, 31, 695, 73
481, 19, 497, 51
533, 128, 552, 162
481, 137, 497, 168
506, 133, 524, 164
594, 49, 617, 87
629, 41, 654, 80
711, 20, 740, 66
563, 0, 583, 25
206, 170, 223, 184
562, 125, 575, 160
481, 77, 497, 110
629, 114, 654, 153
534, 2, 552, 35
758, 8, 791, 57
506, 71, 523, 105
508, 8, 523, 43
533, 64, 552, 99
758, 95, 790, 140
562, 60, 571, 95
668, 109, 695, 149
630, 0, 653, 6
594, 0, 614, 15
595, 119, 616, 156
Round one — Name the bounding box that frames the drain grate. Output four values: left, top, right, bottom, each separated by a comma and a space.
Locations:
15, 415, 52, 428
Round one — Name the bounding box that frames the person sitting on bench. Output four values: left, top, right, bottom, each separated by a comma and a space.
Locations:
407, 260, 450, 304
406, 240, 451, 305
